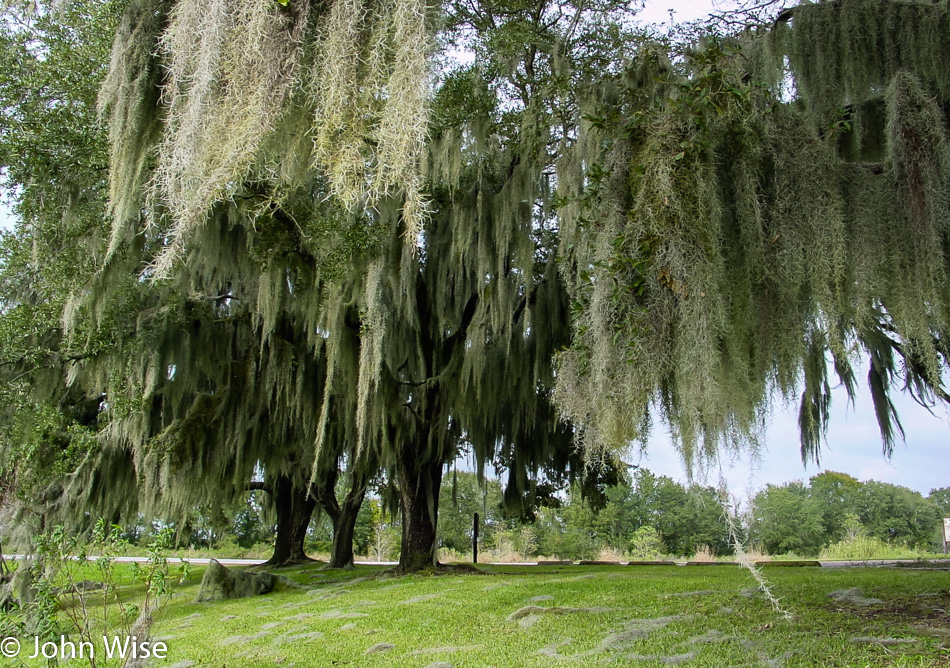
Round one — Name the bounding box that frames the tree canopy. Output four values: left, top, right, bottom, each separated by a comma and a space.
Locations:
2, 0, 950, 572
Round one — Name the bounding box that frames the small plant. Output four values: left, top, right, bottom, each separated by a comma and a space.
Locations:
691, 545, 719, 562
6, 520, 184, 667
628, 526, 666, 560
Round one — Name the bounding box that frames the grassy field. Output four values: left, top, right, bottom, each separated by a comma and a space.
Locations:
11, 561, 950, 667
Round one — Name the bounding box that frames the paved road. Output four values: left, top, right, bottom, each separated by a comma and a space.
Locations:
2, 555, 398, 567
5, 555, 945, 568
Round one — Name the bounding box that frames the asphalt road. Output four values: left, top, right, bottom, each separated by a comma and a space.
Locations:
3, 555, 944, 567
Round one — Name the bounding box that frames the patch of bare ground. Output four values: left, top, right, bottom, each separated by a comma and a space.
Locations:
828, 589, 950, 652
828, 588, 883, 606
830, 590, 950, 623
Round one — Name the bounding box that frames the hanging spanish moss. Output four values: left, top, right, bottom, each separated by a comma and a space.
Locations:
98, 0, 169, 257
556, 0, 950, 471
101, 0, 435, 277
773, 0, 950, 125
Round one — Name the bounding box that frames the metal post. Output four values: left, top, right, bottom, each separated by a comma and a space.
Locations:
473, 512, 479, 564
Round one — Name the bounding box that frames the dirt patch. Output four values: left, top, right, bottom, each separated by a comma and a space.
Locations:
526, 595, 554, 602
827, 588, 882, 606
849, 636, 920, 645
830, 590, 950, 626
667, 590, 718, 598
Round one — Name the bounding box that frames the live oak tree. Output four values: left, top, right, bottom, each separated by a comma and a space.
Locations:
555, 0, 950, 470
0, 0, 129, 536
7, 0, 950, 574
0, 0, 362, 567
95, 0, 638, 572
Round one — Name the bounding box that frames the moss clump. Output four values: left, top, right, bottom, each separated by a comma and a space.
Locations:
194, 560, 276, 602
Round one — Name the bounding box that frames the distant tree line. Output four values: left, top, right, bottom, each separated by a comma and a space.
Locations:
115, 469, 947, 561
748, 471, 947, 556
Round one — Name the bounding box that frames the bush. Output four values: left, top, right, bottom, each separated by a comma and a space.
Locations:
628, 526, 666, 560
820, 515, 892, 560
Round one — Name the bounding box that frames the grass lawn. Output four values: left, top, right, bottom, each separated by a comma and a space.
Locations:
12, 562, 950, 667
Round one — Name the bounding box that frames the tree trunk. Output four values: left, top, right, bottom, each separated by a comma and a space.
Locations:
318, 465, 370, 569
263, 473, 317, 567
329, 496, 362, 568
396, 452, 443, 572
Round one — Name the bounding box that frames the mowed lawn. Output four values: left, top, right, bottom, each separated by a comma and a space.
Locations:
25, 563, 950, 667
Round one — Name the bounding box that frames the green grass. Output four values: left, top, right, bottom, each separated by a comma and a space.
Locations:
13, 563, 950, 667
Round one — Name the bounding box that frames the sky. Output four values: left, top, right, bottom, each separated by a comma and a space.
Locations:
0, 0, 945, 505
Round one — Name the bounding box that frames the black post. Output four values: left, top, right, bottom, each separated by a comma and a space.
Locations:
473, 513, 479, 564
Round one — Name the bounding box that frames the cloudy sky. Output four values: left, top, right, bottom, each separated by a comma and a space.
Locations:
1, 0, 945, 503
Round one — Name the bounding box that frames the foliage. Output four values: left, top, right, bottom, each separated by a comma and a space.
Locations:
929, 487, 950, 519
6, 0, 950, 576
437, 471, 504, 555
226, 494, 273, 550
819, 513, 891, 561
858, 480, 940, 548
555, 0, 950, 469
749, 472, 942, 555
0, 0, 128, 529
627, 526, 665, 560
100, 0, 434, 277
808, 471, 863, 543
1, 520, 184, 668
750, 482, 826, 556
